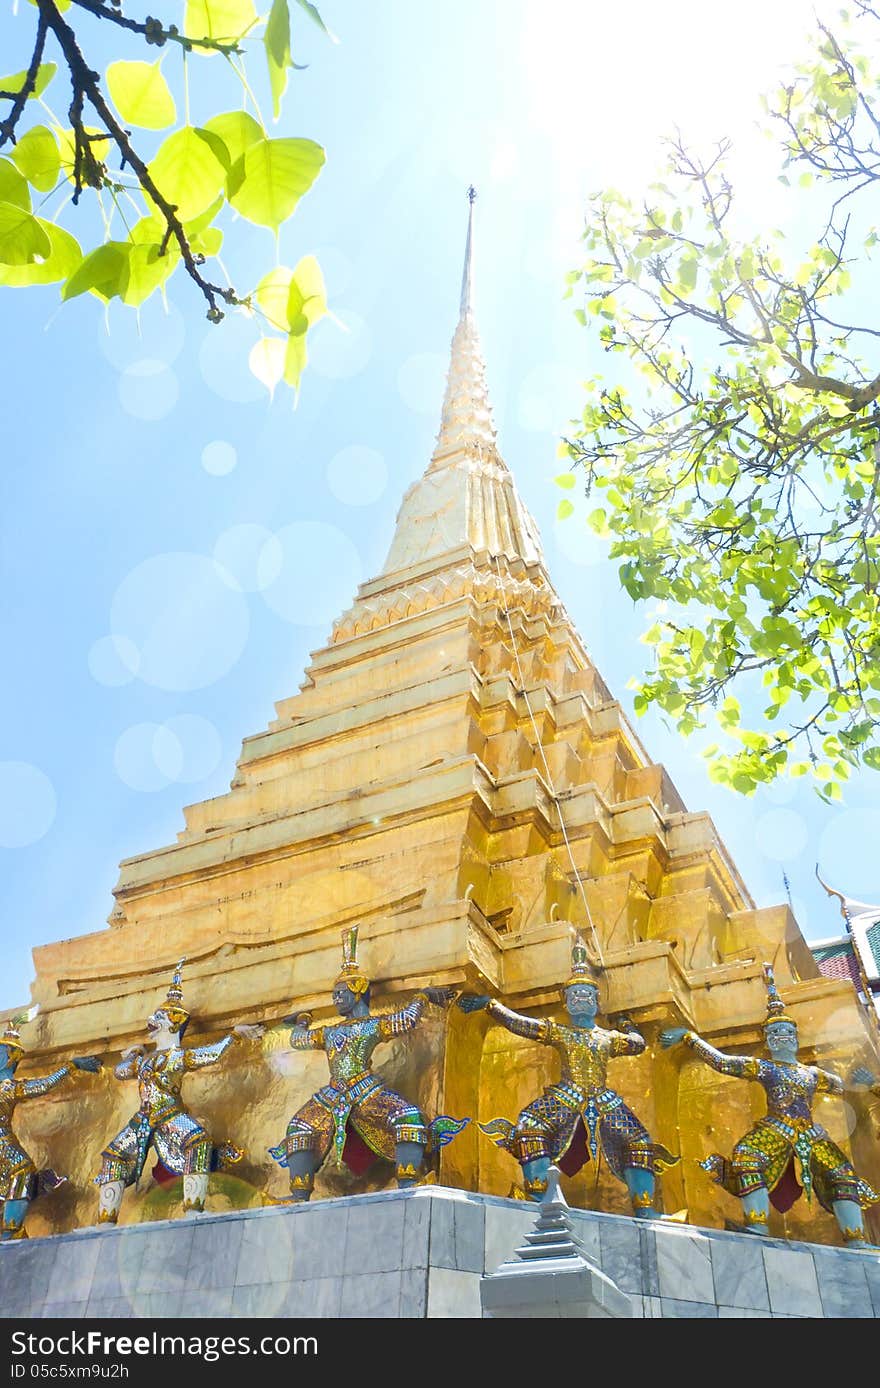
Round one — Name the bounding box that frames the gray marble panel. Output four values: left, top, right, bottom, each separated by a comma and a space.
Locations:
137, 1224, 195, 1294
660, 1298, 718, 1318
428, 1267, 482, 1318
427, 1195, 456, 1270
84, 1297, 139, 1319
183, 1289, 236, 1318
342, 1199, 406, 1275
289, 1203, 348, 1281
763, 1246, 822, 1318
0, 1238, 55, 1314
231, 1282, 292, 1317
400, 1267, 428, 1317
340, 1269, 402, 1318
13, 1189, 880, 1323
147, 1289, 234, 1318
185, 1217, 243, 1291
862, 1256, 880, 1315
812, 1250, 873, 1318
637, 1223, 659, 1296
597, 1216, 643, 1294
401, 1193, 431, 1269
38, 1300, 87, 1318
45, 1236, 101, 1306
235, 1212, 294, 1286
280, 1276, 343, 1317
429, 1195, 485, 1272
656, 1227, 714, 1303
709, 1235, 769, 1311
90, 1234, 144, 1303
483, 1203, 536, 1275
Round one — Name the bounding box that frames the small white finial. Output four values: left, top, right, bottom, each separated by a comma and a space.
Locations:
542, 1166, 567, 1207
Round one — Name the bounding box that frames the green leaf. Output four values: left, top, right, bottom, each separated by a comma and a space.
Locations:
0, 220, 80, 286
557, 498, 575, 520
129, 211, 165, 245
0, 159, 31, 212
184, 0, 258, 45
555, 473, 576, 489
11, 126, 60, 193
121, 241, 180, 306
129, 197, 223, 258
192, 225, 223, 257
185, 194, 225, 236
292, 0, 338, 40
283, 328, 308, 390
149, 127, 228, 221
256, 260, 326, 390
0, 203, 50, 265
202, 111, 263, 167
106, 60, 176, 130
266, 0, 294, 120
286, 253, 326, 329
0, 62, 56, 100
249, 335, 286, 394
194, 126, 233, 172
678, 256, 698, 291
57, 127, 111, 183
228, 137, 324, 229
256, 257, 325, 332
255, 264, 296, 329
62, 241, 130, 302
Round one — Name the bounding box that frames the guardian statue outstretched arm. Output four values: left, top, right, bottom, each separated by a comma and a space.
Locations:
459, 933, 676, 1211
661, 966, 878, 1247
270, 929, 466, 1201
0, 1013, 101, 1240
94, 960, 261, 1224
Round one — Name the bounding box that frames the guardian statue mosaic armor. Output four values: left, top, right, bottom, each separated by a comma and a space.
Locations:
94, 960, 261, 1223
0, 1011, 100, 1240
270, 926, 467, 1200
661, 964, 879, 1247
460, 932, 677, 1210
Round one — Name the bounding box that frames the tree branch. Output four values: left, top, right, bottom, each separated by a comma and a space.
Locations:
36, 0, 238, 318
68, 0, 246, 57
0, 10, 48, 149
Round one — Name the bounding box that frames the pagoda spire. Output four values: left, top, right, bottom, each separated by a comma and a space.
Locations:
430, 186, 499, 467
377, 189, 544, 577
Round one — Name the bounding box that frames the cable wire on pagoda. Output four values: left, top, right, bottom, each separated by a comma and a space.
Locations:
489, 540, 605, 970
451, 185, 603, 968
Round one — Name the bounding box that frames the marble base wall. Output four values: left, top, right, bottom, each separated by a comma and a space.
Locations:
0, 1187, 878, 1319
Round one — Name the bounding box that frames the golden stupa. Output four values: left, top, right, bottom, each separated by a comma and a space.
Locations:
14, 197, 880, 1244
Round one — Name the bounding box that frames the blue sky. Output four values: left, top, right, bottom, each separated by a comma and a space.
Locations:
0, 0, 875, 1012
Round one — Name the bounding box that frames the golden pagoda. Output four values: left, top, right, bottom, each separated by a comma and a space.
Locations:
15, 195, 880, 1244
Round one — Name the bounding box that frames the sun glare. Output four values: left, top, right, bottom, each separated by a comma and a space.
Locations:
514, 0, 843, 249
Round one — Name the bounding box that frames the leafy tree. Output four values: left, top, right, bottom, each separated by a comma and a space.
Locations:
561, 2, 880, 801
0, 0, 334, 392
